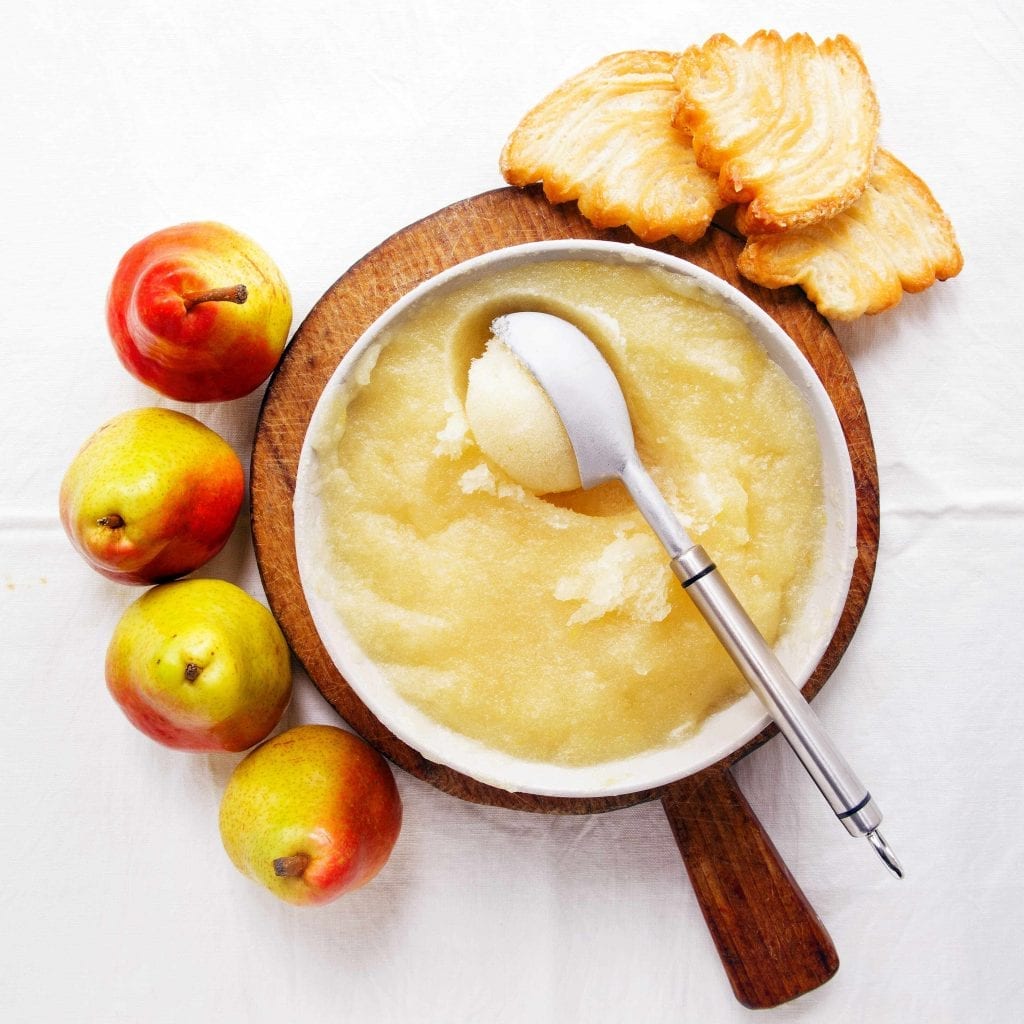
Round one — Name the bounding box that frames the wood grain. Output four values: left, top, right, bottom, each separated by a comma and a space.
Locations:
251, 186, 877, 1006
663, 768, 840, 1007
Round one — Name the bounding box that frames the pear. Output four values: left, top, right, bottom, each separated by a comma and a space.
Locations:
106, 579, 292, 751
219, 725, 402, 905
106, 221, 292, 402
60, 408, 244, 584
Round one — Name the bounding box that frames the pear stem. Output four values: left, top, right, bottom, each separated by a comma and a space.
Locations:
181, 284, 248, 311
273, 853, 311, 878
97, 513, 124, 529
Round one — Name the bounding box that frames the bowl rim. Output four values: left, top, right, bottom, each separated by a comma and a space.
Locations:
293, 238, 858, 797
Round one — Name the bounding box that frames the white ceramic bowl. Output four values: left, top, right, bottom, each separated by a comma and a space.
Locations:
294, 240, 857, 798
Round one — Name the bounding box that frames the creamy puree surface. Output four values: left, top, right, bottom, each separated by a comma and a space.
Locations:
308, 260, 824, 767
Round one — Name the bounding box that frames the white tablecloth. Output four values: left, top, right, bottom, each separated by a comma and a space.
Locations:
3, 2, 1021, 1020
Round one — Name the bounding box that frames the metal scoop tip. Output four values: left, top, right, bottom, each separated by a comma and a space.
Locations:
867, 830, 903, 879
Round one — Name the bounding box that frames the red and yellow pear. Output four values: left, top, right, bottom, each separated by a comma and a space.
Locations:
219, 725, 402, 906
106, 579, 292, 752
59, 407, 244, 584
107, 221, 292, 402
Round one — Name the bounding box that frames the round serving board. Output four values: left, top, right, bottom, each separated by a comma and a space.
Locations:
251, 186, 878, 1008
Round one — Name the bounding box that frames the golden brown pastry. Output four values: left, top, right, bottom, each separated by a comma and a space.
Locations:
500, 51, 725, 243
736, 149, 963, 319
674, 31, 879, 233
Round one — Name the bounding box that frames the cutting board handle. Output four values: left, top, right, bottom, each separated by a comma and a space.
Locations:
661, 766, 839, 1008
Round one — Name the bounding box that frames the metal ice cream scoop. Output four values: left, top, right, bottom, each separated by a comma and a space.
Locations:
492, 311, 902, 879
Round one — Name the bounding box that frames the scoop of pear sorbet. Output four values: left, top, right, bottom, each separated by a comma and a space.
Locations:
464, 337, 582, 494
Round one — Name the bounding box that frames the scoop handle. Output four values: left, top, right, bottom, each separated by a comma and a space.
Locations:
621, 456, 885, 840
661, 767, 838, 1008
622, 458, 900, 874
672, 545, 883, 838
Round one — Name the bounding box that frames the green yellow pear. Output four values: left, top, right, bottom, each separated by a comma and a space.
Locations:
106, 579, 292, 751
60, 408, 244, 584
219, 725, 402, 906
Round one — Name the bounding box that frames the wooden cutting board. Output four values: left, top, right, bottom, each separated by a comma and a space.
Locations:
251, 186, 878, 1009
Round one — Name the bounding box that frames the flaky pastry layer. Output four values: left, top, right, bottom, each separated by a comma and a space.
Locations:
674, 31, 879, 233
736, 149, 963, 319
500, 51, 724, 243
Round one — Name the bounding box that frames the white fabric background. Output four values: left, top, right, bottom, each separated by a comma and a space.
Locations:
2, 1, 1021, 1020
